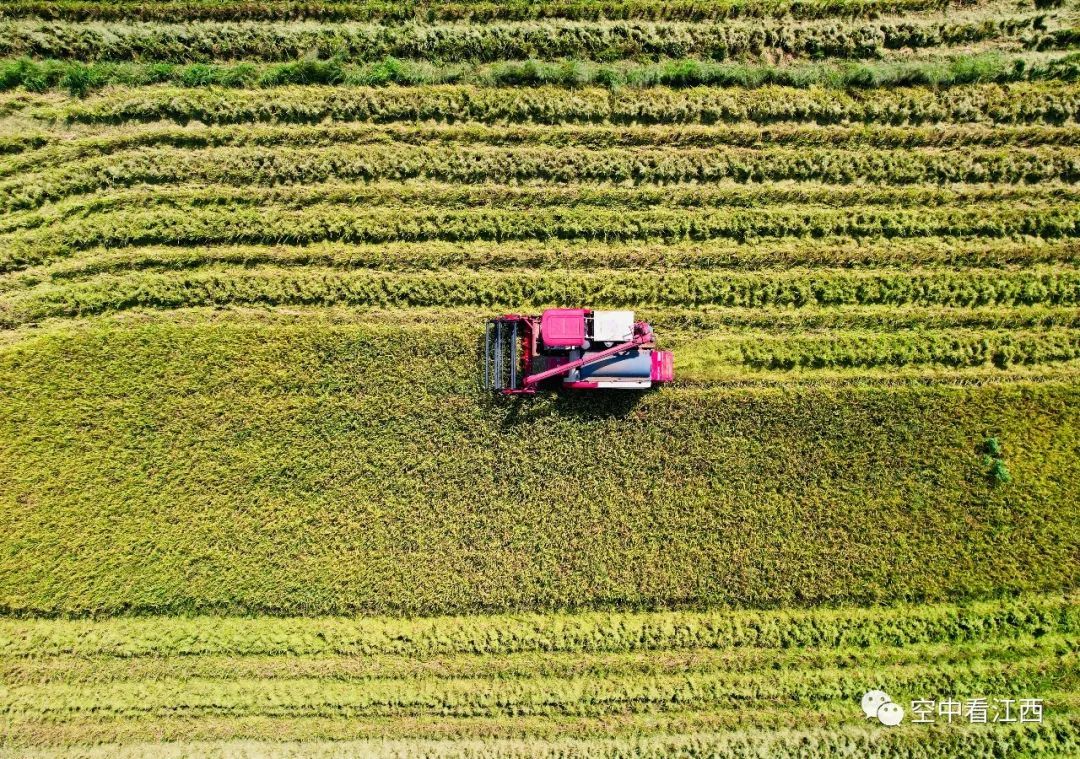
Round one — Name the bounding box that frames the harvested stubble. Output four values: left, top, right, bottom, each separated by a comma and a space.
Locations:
1, 723, 1078, 757
1, 599, 1077, 751
6, 183, 1080, 236
0, 571, 1075, 748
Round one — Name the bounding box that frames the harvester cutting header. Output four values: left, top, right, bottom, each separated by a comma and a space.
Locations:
483, 309, 673, 394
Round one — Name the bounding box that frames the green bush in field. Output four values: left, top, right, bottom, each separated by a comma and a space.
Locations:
989, 458, 1012, 484
982, 436, 1012, 484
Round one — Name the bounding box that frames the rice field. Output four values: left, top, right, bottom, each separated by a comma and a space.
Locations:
1, 595, 1078, 753
0, 0, 1078, 754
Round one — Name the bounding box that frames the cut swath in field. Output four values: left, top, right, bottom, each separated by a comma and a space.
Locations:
0, 0, 1034, 23
2, 238, 1078, 292
2, 144, 1079, 213
4, 205, 1079, 272
0, 595, 1075, 747
5, 123, 1080, 177
0, 10, 1064, 64
27, 83, 1080, 126
4, 265, 1080, 325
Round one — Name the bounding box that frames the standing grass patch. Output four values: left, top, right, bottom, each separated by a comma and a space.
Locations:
982, 435, 1013, 485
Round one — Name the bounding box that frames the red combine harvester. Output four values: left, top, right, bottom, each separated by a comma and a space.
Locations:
483, 309, 674, 394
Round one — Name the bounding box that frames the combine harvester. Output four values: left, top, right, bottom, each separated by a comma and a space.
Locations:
484, 308, 673, 394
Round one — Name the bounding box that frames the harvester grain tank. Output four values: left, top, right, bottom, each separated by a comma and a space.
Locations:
483, 309, 673, 394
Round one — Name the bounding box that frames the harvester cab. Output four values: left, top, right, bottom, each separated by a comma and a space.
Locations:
483, 309, 674, 394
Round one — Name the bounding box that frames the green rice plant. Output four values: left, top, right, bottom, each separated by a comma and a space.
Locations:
258, 57, 347, 87
19, 54, 1070, 96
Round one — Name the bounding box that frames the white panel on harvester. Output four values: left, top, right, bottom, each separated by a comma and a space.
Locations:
591, 310, 635, 343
